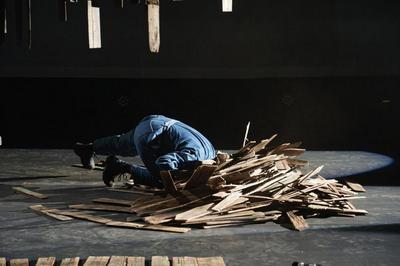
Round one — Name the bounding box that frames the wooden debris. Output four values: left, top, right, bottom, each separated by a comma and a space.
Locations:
147, 0, 160, 53
31, 134, 367, 232
345, 181, 366, 192
286, 211, 309, 231
69, 203, 133, 213
30, 205, 73, 221
13, 186, 48, 199
0, 258, 5, 266
60, 257, 80, 266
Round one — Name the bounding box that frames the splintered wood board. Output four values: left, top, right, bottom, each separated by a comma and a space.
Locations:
13, 187, 48, 199
87, 0, 101, 49
147, 0, 160, 53
222, 0, 232, 12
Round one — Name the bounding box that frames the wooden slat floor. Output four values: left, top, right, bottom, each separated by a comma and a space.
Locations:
0, 256, 225, 266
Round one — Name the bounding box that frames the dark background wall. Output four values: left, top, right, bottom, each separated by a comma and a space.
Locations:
0, 0, 399, 78
0, 0, 399, 163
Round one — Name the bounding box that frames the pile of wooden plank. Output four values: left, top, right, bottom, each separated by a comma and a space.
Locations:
31, 134, 367, 232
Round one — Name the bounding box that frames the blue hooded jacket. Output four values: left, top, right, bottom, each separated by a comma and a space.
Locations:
93, 115, 216, 186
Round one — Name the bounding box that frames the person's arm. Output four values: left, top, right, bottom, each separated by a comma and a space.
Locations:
154, 148, 198, 171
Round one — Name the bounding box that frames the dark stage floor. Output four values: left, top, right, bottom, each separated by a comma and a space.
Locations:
0, 149, 399, 265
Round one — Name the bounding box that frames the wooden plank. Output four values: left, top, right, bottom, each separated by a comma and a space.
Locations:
87, 0, 101, 49
0, 258, 5, 266
151, 256, 169, 266
286, 211, 309, 231
126, 257, 145, 266
13, 186, 48, 199
159, 171, 177, 194
30, 204, 73, 221
10, 259, 29, 266
175, 203, 214, 222
211, 192, 242, 212
60, 257, 80, 266
196, 257, 225, 266
345, 181, 366, 192
36, 257, 56, 266
93, 198, 138, 206
184, 165, 217, 190
222, 0, 232, 12
84, 256, 110, 266
107, 221, 191, 233
147, 0, 160, 53
106, 221, 145, 229
108, 256, 127, 266
172, 257, 198, 266
48, 210, 112, 224
69, 203, 133, 213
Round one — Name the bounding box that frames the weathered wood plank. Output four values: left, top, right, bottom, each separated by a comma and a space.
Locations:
10, 259, 29, 266
13, 186, 48, 199
212, 192, 242, 212
48, 210, 112, 224
0, 258, 6, 266
83, 256, 109, 266
196, 257, 225, 266
151, 256, 169, 266
345, 181, 366, 192
87, 0, 101, 49
184, 165, 217, 190
69, 204, 133, 213
36, 257, 56, 266
30, 204, 73, 221
286, 211, 309, 231
175, 203, 214, 222
126, 257, 145, 266
93, 198, 137, 206
172, 257, 198, 266
147, 0, 160, 53
108, 256, 127, 266
60, 257, 80, 266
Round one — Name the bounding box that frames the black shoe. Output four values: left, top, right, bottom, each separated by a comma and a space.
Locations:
73, 142, 95, 170
103, 156, 132, 187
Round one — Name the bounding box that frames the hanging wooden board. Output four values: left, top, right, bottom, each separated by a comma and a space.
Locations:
222, 0, 232, 12
146, 0, 160, 53
87, 0, 101, 49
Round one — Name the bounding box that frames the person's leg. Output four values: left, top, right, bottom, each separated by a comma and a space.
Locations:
93, 130, 137, 157
130, 165, 164, 188
102, 156, 163, 188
